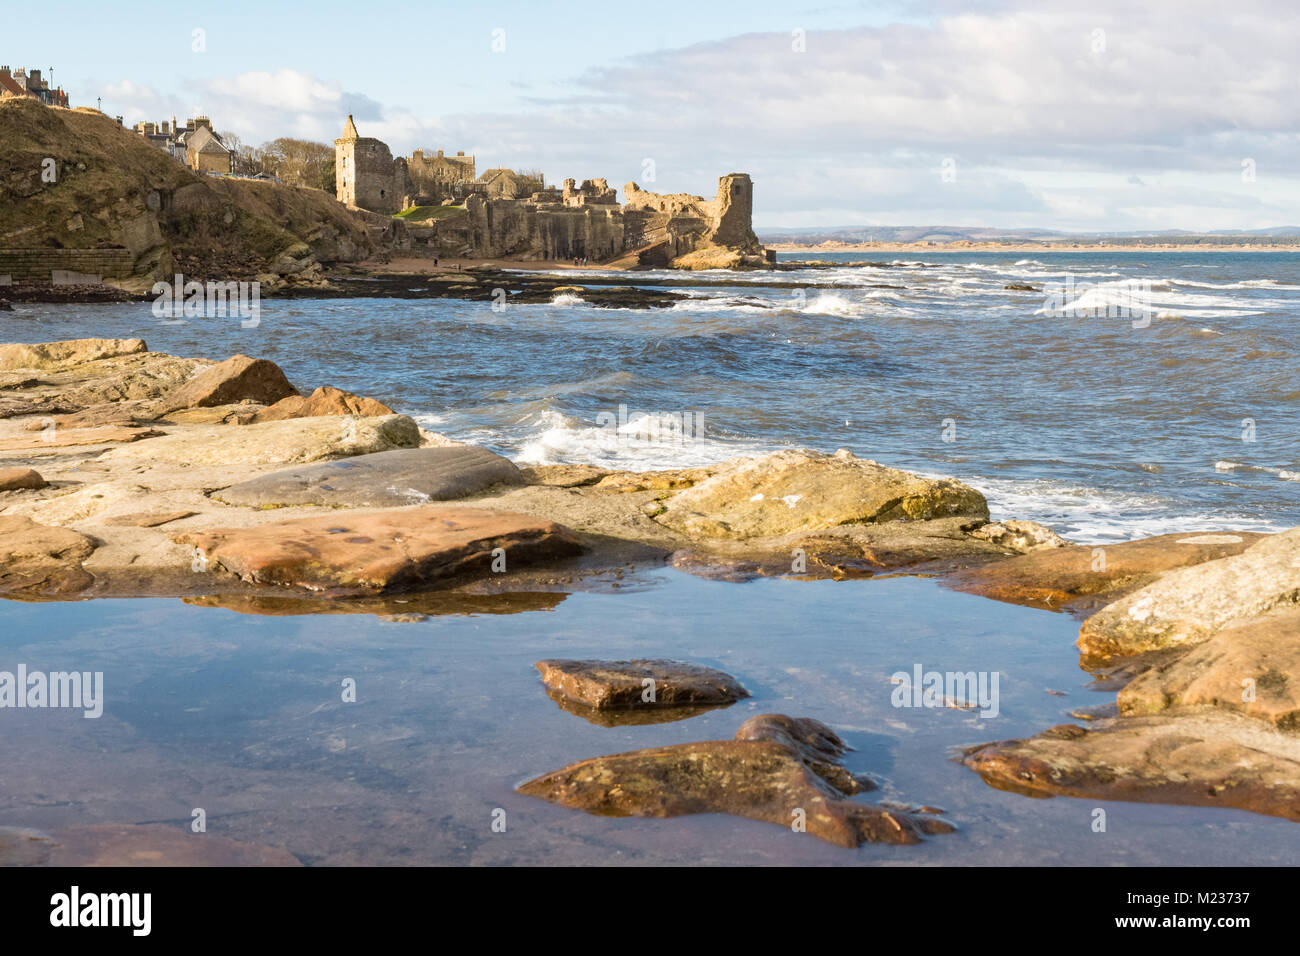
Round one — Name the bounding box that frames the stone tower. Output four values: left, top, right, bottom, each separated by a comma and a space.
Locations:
334, 115, 406, 213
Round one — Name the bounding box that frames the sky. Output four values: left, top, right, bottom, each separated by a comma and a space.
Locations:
9, 0, 1300, 231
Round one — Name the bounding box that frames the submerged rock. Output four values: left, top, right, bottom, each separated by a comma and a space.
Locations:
0, 515, 95, 594
214, 445, 523, 509
518, 714, 953, 848
44, 823, 301, 866
650, 448, 987, 539
176, 506, 584, 595
103, 414, 421, 467
1078, 527, 1300, 660
946, 531, 1264, 613
0, 827, 54, 866
536, 658, 748, 713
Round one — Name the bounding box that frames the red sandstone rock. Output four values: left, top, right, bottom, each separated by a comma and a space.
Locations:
944, 531, 1265, 612
176, 506, 584, 594
0, 514, 95, 594
518, 714, 952, 848
157, 354, 298, 412
243, 385, 394, 423
0, 467, 47, 491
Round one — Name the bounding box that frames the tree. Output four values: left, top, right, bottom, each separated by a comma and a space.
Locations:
258, 138, 334, 189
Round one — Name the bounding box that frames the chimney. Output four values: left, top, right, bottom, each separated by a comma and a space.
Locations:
456, 151, 464, 156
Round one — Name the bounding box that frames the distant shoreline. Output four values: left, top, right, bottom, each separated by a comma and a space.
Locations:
766, 241, 1300, 254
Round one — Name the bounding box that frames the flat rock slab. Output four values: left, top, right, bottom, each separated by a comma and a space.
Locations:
104, 414, 421, 467
214, 445, 524, 509
0, 514, 95, 594
945, 531, 1266, 612
1079, 527, 1300, 660
0, 426, 162, 451
44, 823, 301, 866
1118, 608, 1300, 728
0, 338, 147, 371
520, 464, 612, 487
176, 506, 584, 595
0, 467, 46, 491
651, 448, 987, 539
963, 710, 1300, 822
101, 510, 197, 528
518, 713, 952, 848
536, 658, 749, 714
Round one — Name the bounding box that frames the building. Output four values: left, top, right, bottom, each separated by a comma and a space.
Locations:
131, 115, 232, 174
335, 115, 475, 213
0, 66, 69, 106
183, 122, 232, 174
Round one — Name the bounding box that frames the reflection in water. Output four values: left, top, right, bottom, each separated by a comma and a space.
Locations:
543, 685, 737, 727
1, 570, 1298, 865
181, 589, 570, 618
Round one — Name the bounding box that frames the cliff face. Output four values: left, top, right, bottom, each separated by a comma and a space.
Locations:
0, 97, 377, 291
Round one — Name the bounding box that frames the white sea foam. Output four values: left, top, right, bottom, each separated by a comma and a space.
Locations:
971, 475, 1287, 543
513, 408, 769, 469
802, 292, 864, 316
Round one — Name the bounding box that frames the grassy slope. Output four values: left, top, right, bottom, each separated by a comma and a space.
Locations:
0, 98, 376, 281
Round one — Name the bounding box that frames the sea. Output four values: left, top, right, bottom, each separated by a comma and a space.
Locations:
0, 250, 1296, 865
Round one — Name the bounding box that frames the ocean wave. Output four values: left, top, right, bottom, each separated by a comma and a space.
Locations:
1171, 278, 1300, 290
512, 408, 771, 469
1034, 279, 1268, 319
971, 475, 1287, 543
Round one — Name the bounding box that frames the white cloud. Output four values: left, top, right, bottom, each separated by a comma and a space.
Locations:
99, 1, 1300, 229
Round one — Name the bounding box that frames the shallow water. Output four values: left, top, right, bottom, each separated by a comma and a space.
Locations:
3, 251, 1299, 864
5, 572, 1298, 865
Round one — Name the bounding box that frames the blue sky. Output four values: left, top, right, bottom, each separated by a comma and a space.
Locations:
10, 0, 1300, 231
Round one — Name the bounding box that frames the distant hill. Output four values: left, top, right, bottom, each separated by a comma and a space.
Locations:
757, 224, 1300, 245
0, 97, 378, 291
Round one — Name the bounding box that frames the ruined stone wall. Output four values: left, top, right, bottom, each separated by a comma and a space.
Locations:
623, 174, 763, 263
460, 196, 624, 260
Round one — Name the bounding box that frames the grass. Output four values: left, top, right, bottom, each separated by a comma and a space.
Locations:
394, 205, 466, 223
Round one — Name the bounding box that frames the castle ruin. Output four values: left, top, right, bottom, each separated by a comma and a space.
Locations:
333, 115, 768, 267
335, 115, 474, 213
